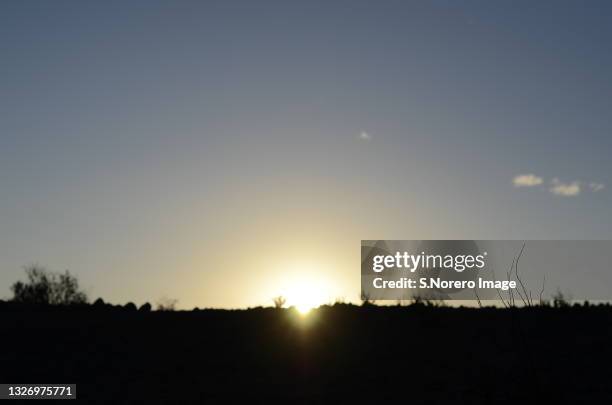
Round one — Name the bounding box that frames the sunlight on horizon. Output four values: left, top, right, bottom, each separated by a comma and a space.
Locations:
280, 269, 333, 314
295, 304, 313, 315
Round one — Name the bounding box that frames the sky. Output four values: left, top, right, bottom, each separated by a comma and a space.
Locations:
1, 0, 611, 308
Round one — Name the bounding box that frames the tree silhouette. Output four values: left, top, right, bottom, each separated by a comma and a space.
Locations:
11, 265, 87, 305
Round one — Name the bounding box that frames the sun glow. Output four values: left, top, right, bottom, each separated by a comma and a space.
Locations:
296, 304, 313, 315
282, 273, 331, 315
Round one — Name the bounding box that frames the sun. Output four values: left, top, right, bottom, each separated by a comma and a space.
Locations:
283, 275, 331, 315
295, 303, 314, 315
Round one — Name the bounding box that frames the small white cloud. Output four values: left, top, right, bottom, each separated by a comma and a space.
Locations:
589, 182, 605, 192
550, 178, 581, 197
513, 174, 543, 187
512, 173, 602, 197
359, 131, 371, 141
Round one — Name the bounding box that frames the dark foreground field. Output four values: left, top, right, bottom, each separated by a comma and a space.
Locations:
1, 302, 611, 404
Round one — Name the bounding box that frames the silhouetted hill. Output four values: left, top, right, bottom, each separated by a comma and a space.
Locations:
1, 302, 610, 403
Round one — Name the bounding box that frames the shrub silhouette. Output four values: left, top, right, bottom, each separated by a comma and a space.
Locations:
93, 297, 106, 307
552, 289, 571, 308
11, 265, 87, 305
360, 290, 376, 306
272, 296, 286, 308
156, 297, 178, 311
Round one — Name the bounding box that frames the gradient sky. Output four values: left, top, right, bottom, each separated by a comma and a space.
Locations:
1, 1, 611, 308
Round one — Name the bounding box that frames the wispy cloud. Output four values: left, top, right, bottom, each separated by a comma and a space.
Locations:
550, 179, 581, 197
359, 131, 371, 141
589, 182, 605, 192
512, 174, 604, 197
513, 174, 543, 187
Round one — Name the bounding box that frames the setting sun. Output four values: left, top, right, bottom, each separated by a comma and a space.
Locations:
295, 304, 313, 315
282, 274, 331, 314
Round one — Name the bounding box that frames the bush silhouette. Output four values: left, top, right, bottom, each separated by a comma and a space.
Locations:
272, 296, 286, 308
11, 265, 87, 305
93, 297, 106, 307
552, 289, 571, 308
156, 297, 178, 311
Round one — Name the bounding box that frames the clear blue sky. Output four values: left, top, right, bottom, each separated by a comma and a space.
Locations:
1, 1, 611, 308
